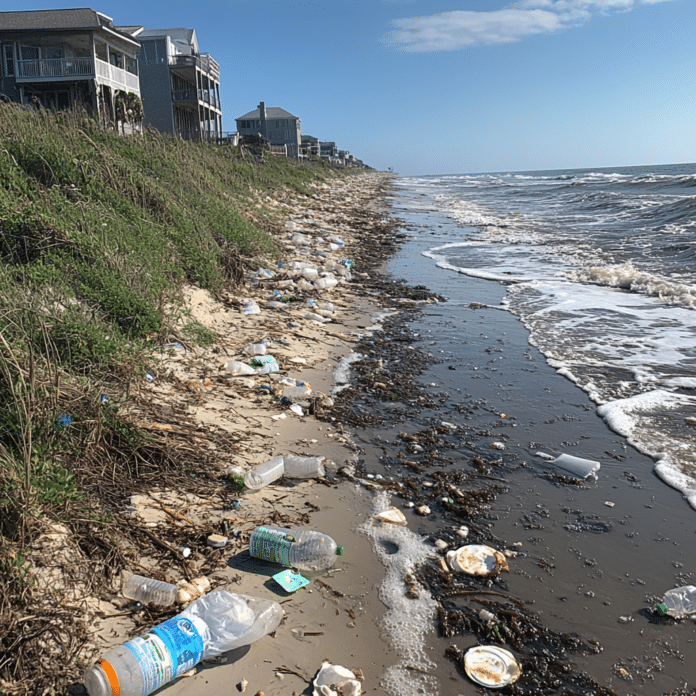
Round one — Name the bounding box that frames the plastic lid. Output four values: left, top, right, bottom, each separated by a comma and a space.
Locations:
335, 545, 345, 556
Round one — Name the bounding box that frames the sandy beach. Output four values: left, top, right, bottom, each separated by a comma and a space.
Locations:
78, 173, 406, 696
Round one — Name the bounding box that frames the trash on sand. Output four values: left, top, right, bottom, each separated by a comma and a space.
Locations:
249, 526, 343, 572
447, 544, 509, 575
272, 568, 309, 593
289, 404, 304, 416
241, 301, 261, 315
312, 662, 361, 696
224, 360, 257, 376
84, 592, 283, 696
374, 508, 408, 527
415, 505, 431, 516
207, 534, 228, 548
655, 585, 696, 618
176, 576, 211, 604
244, 456, 285, 490
122, 573, 177, 606
548, 452, 601, 479
464, 645, 521, 688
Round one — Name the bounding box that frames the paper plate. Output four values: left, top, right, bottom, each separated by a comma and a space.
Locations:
464, 645, 521, 688
447, 544, 508, 575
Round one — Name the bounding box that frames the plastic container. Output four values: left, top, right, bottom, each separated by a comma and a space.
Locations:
122, 573, 177, 606
245, 343, 267, 356
83, 591, 283, 696
305, 312, 329, 323
283, 385, 312, 398
248, 526, 344, 572
283, 456, 325, 479
244, 456, 285, 490
224, 360, 256, 376
551, 453, 601, 479
315, 276, 338, 291
301, 267, 319, 280
241, 301, 261, 315
655, 585, 696, 618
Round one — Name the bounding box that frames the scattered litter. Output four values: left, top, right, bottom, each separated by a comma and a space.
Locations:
375, 508, 408, 527
464, 646, 521, 688
446, 544, 508, 576
207, 534, 228, 548
605, 501, 615, 507
272, 569, 309, 593
655, 585, 696, 618
415, 505, 431, 516
312, 662, 361, 696
541, 452, 601, 479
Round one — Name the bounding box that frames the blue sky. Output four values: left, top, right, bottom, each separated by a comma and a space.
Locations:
6, 1, 695, 175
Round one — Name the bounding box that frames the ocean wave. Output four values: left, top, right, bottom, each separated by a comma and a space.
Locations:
568, 263, 696, 309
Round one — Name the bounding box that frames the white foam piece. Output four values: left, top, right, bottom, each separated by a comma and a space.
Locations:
360, 492, 439, 696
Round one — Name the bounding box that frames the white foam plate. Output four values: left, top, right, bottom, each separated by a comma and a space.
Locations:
464, 645, 521, 688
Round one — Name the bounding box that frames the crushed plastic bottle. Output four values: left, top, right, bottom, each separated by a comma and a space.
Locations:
249, 526, 343, 572
655, 585, 696, 618
224, 360, 257, 376
83, 591, 283, 696
122, 573, 177, 606
244, 456, 285, 490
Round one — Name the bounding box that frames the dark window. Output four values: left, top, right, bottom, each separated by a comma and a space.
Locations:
3, 45, 15, 76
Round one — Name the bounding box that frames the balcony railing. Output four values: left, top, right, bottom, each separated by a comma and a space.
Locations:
17, 57, 94, 79
17, 56, 139, 93
95, 58, 140, 92
169, 54, 220, 79
172, 88, 220, 110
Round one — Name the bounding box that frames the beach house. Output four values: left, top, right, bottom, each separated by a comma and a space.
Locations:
136, 27, 222, 142
236, 102, 302, 158
0, 8, 141, 128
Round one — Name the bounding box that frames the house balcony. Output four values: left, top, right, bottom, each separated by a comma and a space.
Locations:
172, 88, 220, 111
169, 54, 220, 81
17, 57, 140, 94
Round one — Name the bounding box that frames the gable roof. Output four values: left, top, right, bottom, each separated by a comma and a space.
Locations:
0, 8, 139, 45
237, 107, 299, 121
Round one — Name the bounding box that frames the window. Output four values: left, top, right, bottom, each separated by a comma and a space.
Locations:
3, 45, 15, 76
20, 45, 39, 60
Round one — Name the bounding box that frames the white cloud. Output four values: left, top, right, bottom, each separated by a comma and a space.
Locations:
384, 0, 677, 52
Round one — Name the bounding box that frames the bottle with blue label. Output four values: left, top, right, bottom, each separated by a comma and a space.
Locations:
249, 525, 344, 573
83, 591, 283, 696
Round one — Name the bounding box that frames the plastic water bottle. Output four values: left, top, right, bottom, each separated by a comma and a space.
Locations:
244, 456, 285, 490
249, 526, 344, 572
315, 276, 338, 291
655, 585, 696, 618
244, 343, 267, 356
122, 573, 177, 606
224, 360, 256, 376
83, 591, 283, 696
283, 456, 325, 479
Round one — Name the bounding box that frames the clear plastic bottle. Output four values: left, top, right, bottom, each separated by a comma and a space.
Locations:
244, 456, 285, 490
283, 456, 325, 479
122, 573, 177, 606
83, 591, 283, 696
315, 276, 338, 291
224, 360, 256, 376
249, 525, 344, 572
655, 585, 696, 618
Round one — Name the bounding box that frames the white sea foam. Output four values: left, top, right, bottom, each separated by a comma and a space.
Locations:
360, 492, 439, 696
569, 262, 696, 310
597, 391, 696, 510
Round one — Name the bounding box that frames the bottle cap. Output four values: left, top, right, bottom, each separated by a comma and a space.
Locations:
335, 545, 345, 556
655, 603, 668, 616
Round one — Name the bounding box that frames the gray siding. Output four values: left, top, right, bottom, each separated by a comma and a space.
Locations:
137, 38, 174, 133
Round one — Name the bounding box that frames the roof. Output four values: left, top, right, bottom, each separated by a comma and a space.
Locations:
237, 107, 299, 121
0, 8, 139, 44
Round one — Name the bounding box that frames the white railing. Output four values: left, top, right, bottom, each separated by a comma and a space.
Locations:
17, 57, 94, 79
94, 57, 140, 93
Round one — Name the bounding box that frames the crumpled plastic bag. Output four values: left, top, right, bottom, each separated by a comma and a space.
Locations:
179, 591, 283, 655
312, 662, 361, 696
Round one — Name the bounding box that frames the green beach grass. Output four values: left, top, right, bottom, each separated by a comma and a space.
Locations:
0, 102, 362, 689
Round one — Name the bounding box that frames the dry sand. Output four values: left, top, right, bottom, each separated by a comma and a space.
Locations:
85, 174, 402, 696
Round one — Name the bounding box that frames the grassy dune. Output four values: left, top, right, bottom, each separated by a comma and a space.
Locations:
0, 103, 360, 690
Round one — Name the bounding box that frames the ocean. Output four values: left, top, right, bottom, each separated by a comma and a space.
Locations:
395, 163, 696, 513
349, 164, 696, 695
